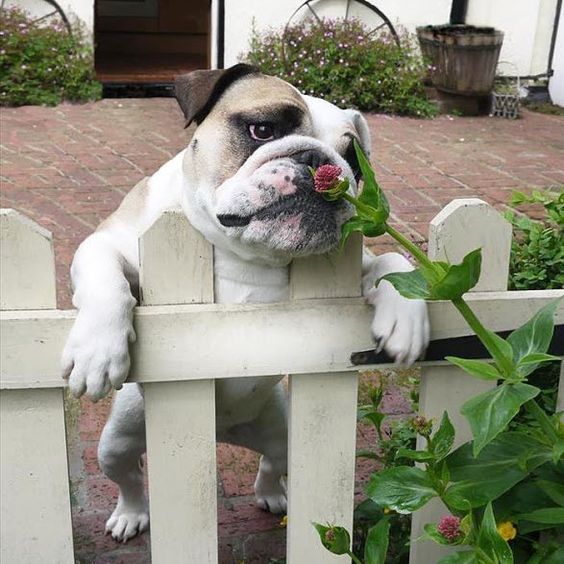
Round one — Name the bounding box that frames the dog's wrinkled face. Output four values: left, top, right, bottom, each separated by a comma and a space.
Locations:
177, 65, 370, 262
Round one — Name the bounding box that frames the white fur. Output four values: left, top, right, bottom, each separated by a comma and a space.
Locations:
62, 88, 429, 541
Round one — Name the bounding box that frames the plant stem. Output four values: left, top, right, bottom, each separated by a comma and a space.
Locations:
385, 224, 433, 268
346, 549, 364, 564
451, 297, 513, 375
342, 193, 382, 222
524, 399, 559, 442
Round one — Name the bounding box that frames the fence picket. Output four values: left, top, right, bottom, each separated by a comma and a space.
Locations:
0, 209, 74, 564
1, 201, 560, 564
409, 199, 512, 563
287, 233, 362, 563
139, 211, 218, 564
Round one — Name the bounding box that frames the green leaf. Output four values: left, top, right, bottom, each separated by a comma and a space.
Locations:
485, 329, 516, 370
364, 517, 390, 564
444, 432, 552, 510
461, 382, 540, 456
428, 248, 483, 300
359, 410, 386, 433
424, 523, 463, 546
553, 439, 564, 464
341, 216, 386, 247
366, 466, 437, 513
312, 523, 351, 555
353, 139, 389, 219
477, 503, 513, 564
517, 352, 560, 368
507, 299, 561, 376
437, 551, 478, 563
515, 507, 564, 524
395, 448, 435, 462
431, 411, 455, 461
381, 269, 430, 300
537, 479, 564, 506
446, 357, 501, 381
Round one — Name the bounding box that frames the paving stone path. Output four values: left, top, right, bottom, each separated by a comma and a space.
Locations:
1, 99, 563, 563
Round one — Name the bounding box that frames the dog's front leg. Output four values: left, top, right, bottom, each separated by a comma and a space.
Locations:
62, 228, 138, 401
362, 249, 430, 365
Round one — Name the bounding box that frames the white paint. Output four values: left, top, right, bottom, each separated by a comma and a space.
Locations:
549, 4, 564, 106
13, 0, 94, 35
2, 203, 563, 564
224, 0, 451, 68
410, 197, 511, 563
0, 209, 74, 564
466, 0, 558, 76
12, 0, 559, 83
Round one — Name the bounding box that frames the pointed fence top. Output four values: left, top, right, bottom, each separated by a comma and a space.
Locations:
0, 209, 56, 310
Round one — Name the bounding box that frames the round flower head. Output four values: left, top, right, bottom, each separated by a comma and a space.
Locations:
437, 515, 462, 542
497, 521, 517, 541
313, 164, 343, 193
311, 164, 349, 201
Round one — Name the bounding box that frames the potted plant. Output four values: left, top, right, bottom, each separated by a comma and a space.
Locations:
415, 0, 504, 115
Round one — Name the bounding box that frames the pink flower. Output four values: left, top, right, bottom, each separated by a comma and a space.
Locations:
438, 515, 462, 542
314, 164, 343, 193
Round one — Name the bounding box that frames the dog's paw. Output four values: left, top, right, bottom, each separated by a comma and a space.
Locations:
255, 484, 287, 514
368, 279, 430, 366
254, 457, 287, 514
105, 504, 149, 543
62, 309, 136, 401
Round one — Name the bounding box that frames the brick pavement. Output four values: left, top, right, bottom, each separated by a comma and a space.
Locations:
1, 100, 563, 563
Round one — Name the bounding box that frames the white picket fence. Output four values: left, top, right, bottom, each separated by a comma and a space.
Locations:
1, 199, 563, 564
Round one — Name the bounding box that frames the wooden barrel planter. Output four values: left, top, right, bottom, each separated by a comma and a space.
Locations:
417, 24, 504, 96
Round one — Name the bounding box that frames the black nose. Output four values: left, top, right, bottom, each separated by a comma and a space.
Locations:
292, 149, 330, 169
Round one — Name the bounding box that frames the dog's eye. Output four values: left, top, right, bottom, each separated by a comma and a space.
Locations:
249, 123, 275, 141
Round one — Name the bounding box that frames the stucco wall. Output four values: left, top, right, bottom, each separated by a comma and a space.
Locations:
223, 0, 452, 67
10, 0, 560, 92
548, 4, 564, 105
10, 0, 94, 34
225, 0, 559, 79
466, 0, 558, 76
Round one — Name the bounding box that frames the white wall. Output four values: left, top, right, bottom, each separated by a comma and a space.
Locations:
548, 4, 564, 106
225, 0, 559, 80
466, 0, 558, 76
223, 0, 452, 68
11, 0, 94, 36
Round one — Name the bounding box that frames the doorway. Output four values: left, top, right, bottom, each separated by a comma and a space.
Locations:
95, 0, 210, 84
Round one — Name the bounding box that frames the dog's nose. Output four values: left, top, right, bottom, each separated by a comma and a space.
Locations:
291, 149, 330, 169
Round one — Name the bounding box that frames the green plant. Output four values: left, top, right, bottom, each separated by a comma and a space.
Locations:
355, 378, 418, 563
504, 190, 564, 291
312, 149, 563, 563
242, 18, 437, 117
0, 6, 101, 106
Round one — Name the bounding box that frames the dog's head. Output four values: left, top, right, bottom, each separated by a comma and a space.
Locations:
175, 64, 371, 264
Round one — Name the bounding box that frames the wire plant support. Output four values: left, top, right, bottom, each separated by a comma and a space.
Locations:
491, 61, 520, 119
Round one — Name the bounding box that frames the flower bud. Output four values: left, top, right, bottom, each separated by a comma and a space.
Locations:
437, 515, 462, 542
311, 164, 349, 201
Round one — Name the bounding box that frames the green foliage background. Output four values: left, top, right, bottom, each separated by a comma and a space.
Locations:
1, 7, 101, 107
243, 18, 437, 117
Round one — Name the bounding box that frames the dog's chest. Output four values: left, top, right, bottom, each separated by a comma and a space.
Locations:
213, 248, 290, 304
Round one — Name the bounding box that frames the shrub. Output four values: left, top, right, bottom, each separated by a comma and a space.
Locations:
0, 7, 101, 107
242, 18, 437, 117
504, 189, 564, 290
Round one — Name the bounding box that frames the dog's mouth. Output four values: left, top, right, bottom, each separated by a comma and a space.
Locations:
217, 196, 303, 228
217, 214, 252, 228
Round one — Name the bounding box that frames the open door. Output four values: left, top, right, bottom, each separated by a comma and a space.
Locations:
95, 0, 210, 84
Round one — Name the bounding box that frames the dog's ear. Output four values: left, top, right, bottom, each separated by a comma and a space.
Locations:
344, 109, 371, 157
175, 64, 259, 126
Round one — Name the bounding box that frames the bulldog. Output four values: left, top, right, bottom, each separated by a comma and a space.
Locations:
61, 64, 429, 542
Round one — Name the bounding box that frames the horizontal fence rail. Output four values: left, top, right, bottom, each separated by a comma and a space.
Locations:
1, 200, 563, 563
